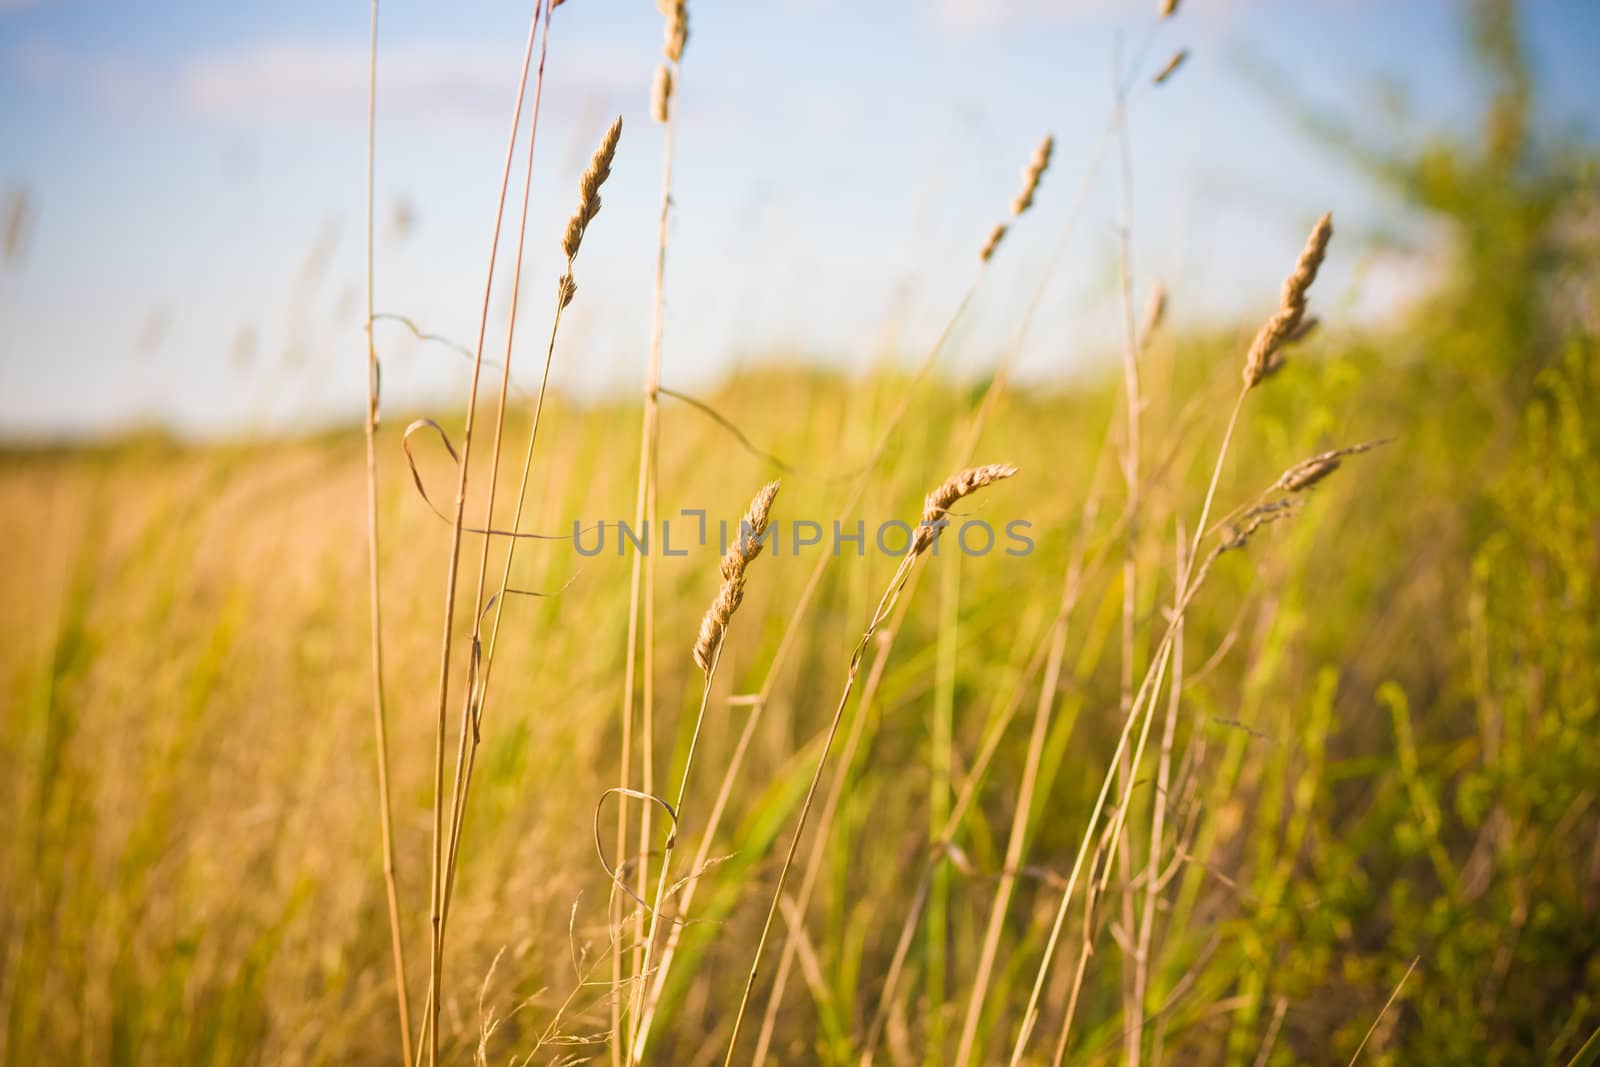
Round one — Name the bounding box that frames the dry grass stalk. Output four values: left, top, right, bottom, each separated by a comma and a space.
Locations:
618, 4, 685, 1053
1005, 520, 1262, 1065
1110, 89, 1146, 1066
633, 187, 1027, 1058
630, 481, 779, 1064
864, 414, 1124, 1067
1244, 211, 1333, 387
422, 13, 545, 1065
717, 101, 1118, 1066
442, 112, 625, 947
360, 3, 411, 1060
748, 629, 900, 1066
1153, 48, 1189, 86
1179, 206, 1335, 634
1129, 526, 1188, 1067
862, 116, 1138, 1067
692, 480, 780, 671
1008, 208, 1339, 1060
721, 464, 1017, 1066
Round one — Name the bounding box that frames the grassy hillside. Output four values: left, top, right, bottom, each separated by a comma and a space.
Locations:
4, 255, 1598, 1064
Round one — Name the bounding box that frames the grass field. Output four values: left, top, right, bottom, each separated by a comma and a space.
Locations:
2, 1, 1599, 1065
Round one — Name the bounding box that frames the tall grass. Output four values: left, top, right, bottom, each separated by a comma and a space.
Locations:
2, 1, 1597, 1065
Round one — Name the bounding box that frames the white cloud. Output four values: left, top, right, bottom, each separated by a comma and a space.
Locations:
181, 42, 504, 124
179, 40, 638, 126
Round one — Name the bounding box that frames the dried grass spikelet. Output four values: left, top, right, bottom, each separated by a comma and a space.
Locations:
1009, 135, 1054, 217
558, 273, 576, 309
1153, 49, 1189, 86
1255, 315, 1321, 383
980, 223, 1008, 263
1271, 438, 1388, 493
651, 65, 673, 124
1222, 500, 1298, 551
978, 134, 1051, 261
1160, 0, 1179, 18
561, 116, 623, 260
1243, 211, 1333, 388
692, 480, 780, 672
660, 0, 688, 64
914, 464, 1018, 555
1286, 314, 1320, 344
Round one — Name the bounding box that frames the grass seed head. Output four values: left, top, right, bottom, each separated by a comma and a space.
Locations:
915, 464, 1018, 555
980, 222, 1008, 263
661, 0, 688, 63
562, 116, 623, 260
692, 480, 781, 672
1153, 49, 1189, 86
1278, 453, 1341, 492
1160, 0, 1179, 17
1010, 135, 1054, 217
1244, 211, 1332, 388
1272, 438, 1389, 493
651, 65, 673, 124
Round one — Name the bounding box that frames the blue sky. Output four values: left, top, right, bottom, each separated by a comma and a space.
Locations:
1, 0, 1596, 437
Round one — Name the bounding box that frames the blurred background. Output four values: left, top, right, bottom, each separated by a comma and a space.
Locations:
2, 2, 1599, 1066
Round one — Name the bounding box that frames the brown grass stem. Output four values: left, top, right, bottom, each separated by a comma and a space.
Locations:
628, 263, 991, 1063
722, 466, 1014, 1066
616, 9, 684, 1057
439, 0, 555, 930
1110, 58, 1146, 1067
1348, 957, 1420, 1065
1004, 538, 1222, 1066
722, 548, 923, 1066
362, 3, 412, 1061
943, 400, 1123, 1067
1130, 525, 1187, 1057
420, 11, 542, 1064
629, 480, 778, 1062
746, 628, 898, 1066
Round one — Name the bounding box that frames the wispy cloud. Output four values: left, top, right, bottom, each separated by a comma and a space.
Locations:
933, 0, 1124, 33
180, 40, 642, 126
6, 38, 166, 114
9, 36, 637, 126
180, 42, 514, 125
